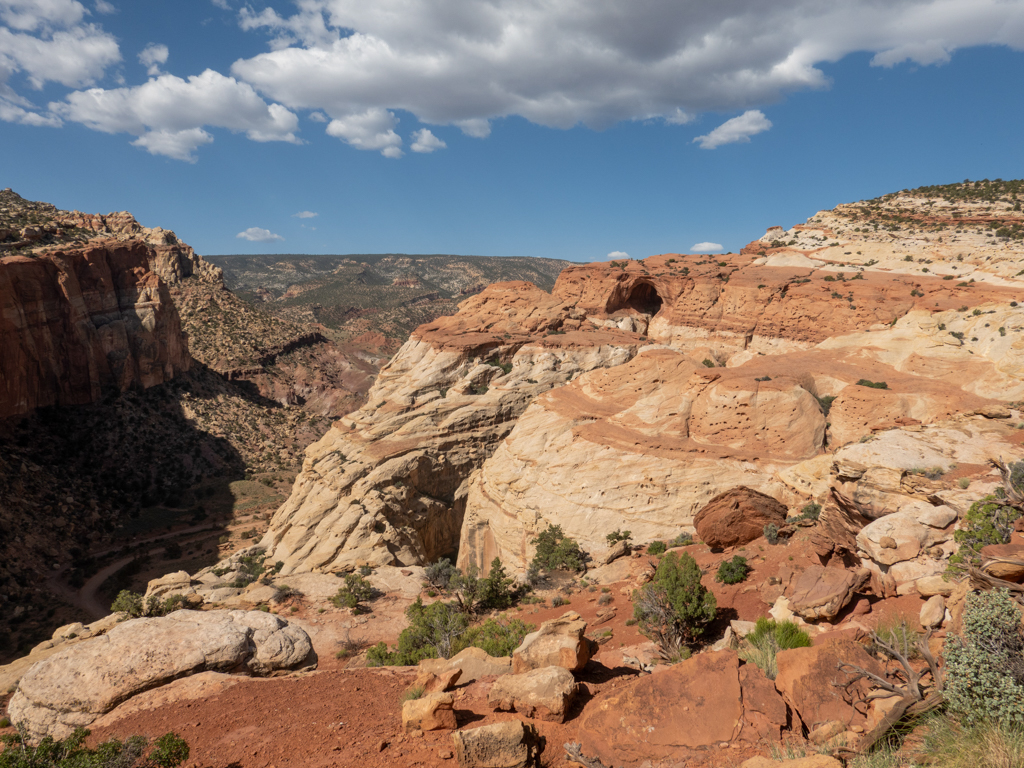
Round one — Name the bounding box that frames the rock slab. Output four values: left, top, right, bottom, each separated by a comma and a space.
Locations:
451, 720, 541, 768
8, 610, 314, 739
512, 612, 594, 674
578, 650, 743, 765
402, 692, 456, 732
775, 640, 884, 730
487, 665, 577, 722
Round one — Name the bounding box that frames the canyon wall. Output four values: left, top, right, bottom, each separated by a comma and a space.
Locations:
0, 196, 223, 419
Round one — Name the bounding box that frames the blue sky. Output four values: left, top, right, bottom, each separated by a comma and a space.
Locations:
2, 1, 1024, 262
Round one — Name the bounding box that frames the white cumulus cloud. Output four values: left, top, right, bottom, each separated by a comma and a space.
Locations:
694, 110, 772, 149
94, 0, 115, 14
236, 227, 283, 242
138, 43, 168, 76
228, 0, 1024, 142
410, 128, 445, 153
607, 251, 629, 259
132, 127, 212, 162
325, 107, 402, 157
50, 69, 300, 159
691, 242, 725, 253
293, 210, 317, 218
211, 0, 230, 9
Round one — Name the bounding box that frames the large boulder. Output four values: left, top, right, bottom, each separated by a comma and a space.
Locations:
784, 565, 869, 621
694, 487, 788, 549
487, 666, 577, 722
512, 612, 595, 674
451, 720, 541, 768
775, 640, 884, 730
7, 610, 314, 739
418, 646, 512, 683
402, 692, 457, 732
578, 651, 743, 764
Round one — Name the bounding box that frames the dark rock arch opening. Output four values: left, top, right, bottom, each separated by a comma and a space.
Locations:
624, 282, 663, 315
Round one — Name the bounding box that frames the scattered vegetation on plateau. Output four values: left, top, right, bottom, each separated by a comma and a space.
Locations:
111, 590, 186, 620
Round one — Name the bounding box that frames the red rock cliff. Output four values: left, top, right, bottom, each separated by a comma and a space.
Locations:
0, 239, 192, 418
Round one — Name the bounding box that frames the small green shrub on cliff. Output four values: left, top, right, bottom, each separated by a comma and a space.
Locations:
738, 618, 811, 679
763, 523, 780, 545
944, 589, 1024, 724
647, 541, 667, 556
633, 552, 716, 655
856, 379, 888, 389
606, 529, 632, 545
330, 573, 377, 613
531, 524, 586, 573
796, 502, 821, 521
0, 727, 188, 768
948, 494, 1021, 572
715, 556, 750, 585
111, 591, 185, 620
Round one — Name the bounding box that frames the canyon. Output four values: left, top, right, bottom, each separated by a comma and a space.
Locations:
3, 179, 1024, 768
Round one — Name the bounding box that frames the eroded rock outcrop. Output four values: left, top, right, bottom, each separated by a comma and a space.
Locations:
251, 182, 1024, 589
8, 610, 314, 739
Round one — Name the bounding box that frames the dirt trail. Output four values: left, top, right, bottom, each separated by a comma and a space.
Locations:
47, 525, 219, 621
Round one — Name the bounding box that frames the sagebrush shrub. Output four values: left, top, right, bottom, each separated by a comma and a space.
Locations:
0, 727, 188, 768
944, 589, 1024, 724
330, 573, 376, 612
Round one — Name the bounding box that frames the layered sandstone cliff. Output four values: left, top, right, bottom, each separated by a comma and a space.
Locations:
0, 190, 224, 419
258, 181, 1024, 581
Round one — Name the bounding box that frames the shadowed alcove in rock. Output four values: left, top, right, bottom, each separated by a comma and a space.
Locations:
623, 281, 664, 316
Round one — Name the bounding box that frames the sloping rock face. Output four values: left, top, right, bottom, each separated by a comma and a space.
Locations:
0, 240, 194, 418
7, 610, 314, 740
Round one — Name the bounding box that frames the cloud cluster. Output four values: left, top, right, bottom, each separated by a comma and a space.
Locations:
231, 0, 1024, 145
4, 0, 1024, 159
51, 69, 301, 161
237, 227, 283, 242
607, 250, 629, 259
